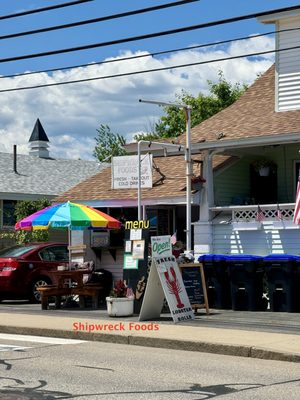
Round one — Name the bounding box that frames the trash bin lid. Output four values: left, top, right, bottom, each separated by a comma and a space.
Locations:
263, 254, 298, 262
198, 254, 228, 262
225, 254, 263, 262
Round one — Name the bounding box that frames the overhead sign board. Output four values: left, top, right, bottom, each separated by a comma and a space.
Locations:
112, 154, 152, 189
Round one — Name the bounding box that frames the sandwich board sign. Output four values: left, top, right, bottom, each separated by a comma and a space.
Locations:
139, 235, 194, 323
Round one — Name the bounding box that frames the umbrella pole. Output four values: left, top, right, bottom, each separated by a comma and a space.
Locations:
68, 226, 71, 270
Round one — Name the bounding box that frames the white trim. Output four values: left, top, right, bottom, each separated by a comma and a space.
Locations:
210, 202, 294, 212
191, 132, 300, 152
0, 193, 54, 201
232, 221, 262, 231
74, 195, 198, 208
275, 21, 279, 112
273, 220, 300, 229
258, 10, 300, 24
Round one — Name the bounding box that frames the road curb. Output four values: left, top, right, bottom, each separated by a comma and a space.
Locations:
0, 324, 299, 363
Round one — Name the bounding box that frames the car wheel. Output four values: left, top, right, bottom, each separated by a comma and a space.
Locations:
30, 277, 52, 303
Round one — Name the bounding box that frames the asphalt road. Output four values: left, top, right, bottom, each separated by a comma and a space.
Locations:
0, 333, 300, 399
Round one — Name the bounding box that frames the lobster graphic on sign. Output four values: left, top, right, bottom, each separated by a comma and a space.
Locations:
164, 266, 184, 308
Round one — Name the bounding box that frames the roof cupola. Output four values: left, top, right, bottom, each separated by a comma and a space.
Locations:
28, 118, 50, 158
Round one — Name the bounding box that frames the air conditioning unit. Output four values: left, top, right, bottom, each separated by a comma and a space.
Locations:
90, 230, 110, 248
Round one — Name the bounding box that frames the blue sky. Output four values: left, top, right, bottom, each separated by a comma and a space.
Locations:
0, 0, 299, 160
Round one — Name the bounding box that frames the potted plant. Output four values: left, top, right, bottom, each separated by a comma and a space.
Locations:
106, 280, 134, 317
252, 159, 277, 176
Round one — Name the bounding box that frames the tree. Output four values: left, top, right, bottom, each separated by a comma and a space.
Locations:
0, 198, 51, 244
93, 124, 127, 163
134, 72, 247, 140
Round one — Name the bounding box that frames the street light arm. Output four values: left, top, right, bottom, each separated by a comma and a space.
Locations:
139, 98, 189, 109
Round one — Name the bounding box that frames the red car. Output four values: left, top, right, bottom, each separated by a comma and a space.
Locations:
0, 242, 69, 302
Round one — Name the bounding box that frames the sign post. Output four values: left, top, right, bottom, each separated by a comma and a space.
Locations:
123, 221, 150, 314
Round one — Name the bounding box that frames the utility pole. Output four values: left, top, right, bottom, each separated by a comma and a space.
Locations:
137, 139, 184, 220
139, 99, 193, 252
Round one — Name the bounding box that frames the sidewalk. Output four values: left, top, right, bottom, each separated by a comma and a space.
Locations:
0, 303, 299, 363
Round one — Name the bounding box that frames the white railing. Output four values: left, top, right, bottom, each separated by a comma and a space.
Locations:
210, 203, 295, 222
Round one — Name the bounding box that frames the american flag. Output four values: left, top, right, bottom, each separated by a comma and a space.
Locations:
293, 173, 300, 224
256, 205, 265, 222
276, 204, 283, 221
170, 231, 177, 245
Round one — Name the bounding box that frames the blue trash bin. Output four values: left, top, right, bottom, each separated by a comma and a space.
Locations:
264, 254, 298, 312
226, 255, 266, 311
295, 257, 300, 312
198, 254, 231, 309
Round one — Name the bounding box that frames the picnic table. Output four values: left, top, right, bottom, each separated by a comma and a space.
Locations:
38, 268, 103, 310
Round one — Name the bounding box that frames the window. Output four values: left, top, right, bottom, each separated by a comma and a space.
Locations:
0, 244, 38, 257
39, 246, 69, 262
2, 200, 17, 227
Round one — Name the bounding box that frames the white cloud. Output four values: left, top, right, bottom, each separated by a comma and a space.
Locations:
0, 36, 274, 160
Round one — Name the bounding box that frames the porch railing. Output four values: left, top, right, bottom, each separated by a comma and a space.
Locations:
210, 203, 295, 222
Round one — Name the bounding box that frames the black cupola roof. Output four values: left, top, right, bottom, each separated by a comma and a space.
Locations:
29, 118, 49, 142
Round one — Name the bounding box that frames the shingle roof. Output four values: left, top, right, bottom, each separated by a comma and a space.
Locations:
54, 154, 206, 203
0, 153, 102, 197
54, 156, 185, 202
178, 65, 300, 145
56, 65, 291, 204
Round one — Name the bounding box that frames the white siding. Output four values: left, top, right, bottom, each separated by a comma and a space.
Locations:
212, 223, 300, 256
277, 17, 300, 111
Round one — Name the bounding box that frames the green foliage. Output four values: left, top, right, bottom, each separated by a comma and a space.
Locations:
0, 198, 51, 244
14, 199, 51, 222
93, 124, 127, 163
134, 72, 247, 140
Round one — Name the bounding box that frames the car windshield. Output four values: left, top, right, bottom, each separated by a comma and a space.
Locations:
0, 245, 38, 258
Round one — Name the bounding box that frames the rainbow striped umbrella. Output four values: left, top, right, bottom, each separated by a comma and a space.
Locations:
15, 201, 121, 231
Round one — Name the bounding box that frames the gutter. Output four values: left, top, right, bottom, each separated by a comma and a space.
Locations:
74, 195, 199, 208
191, 131, 300, 152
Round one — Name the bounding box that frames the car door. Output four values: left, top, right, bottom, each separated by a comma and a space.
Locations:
26, 245, 69, 284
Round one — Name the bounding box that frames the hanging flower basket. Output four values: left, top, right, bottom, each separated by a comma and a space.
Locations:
252, 159, 277, 176
191, 175, 206, 190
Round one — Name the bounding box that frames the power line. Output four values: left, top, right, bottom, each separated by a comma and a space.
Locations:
0, 0, 200, 41
0, 4, 299, 64
3, 25, 300, 80
0, 0, 94, 21
0, 44, 297, 94
1, 26, 295, 80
